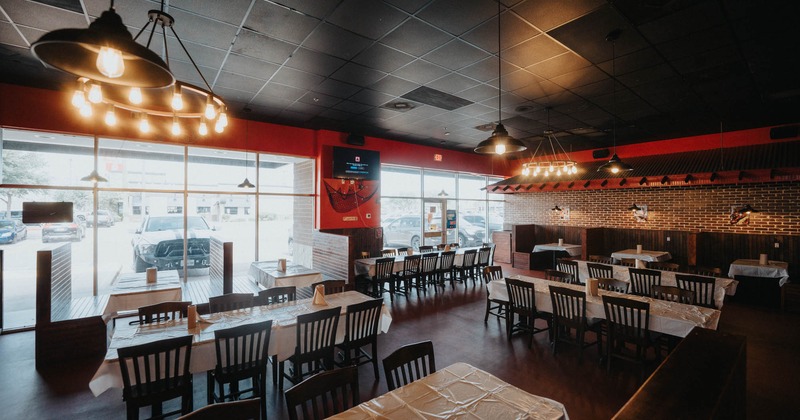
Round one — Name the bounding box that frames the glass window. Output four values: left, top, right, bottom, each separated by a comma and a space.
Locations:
98, 139, 185, 190
423, 170, 456, 198
258, 154, 314, 195
1, 129, 94, 187
187, 147, 252, 192
381, 198, 422, 249
381, 166, 421, 198
458, 174, 487, 200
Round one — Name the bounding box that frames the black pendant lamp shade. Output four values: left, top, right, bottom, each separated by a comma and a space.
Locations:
474, 123, 527, 155
598, 153, 633, 174
597, 29, 633, 174
31, 6, 174, 88
81, 169, 109, 183
237, 177, 255, 189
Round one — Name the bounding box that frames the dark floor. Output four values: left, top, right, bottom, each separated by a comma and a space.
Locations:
1, 263, 798, 419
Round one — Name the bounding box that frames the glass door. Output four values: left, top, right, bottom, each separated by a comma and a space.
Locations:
422, 199, 447, 248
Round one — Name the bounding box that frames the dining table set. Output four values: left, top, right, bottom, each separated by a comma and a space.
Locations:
353, 245, 484, 278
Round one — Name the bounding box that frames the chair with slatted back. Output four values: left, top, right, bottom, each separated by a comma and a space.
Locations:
597, 278, 629, 293
648, 262, 681, 272
417, 252, 439, 290
382, 341, 436, 391
335, 298, 383, 379
453, 249, 477, 284
207, 320, 272, 420
118, 335, 194, 420
436, 243, 447, 251
418, 245, 434, 253
602, 295, 659, 380
587, 262, 613, 280
255, 286, 296, 306
628, 268, 662, 297
448, 243, 460, 250
691, 266, 723, 278
396, 248, 408, 256
137, 301, 192, 324
557, 258, 580, 284
505, 278, 551, 347
549, 285, 602, 362
651, 285, 694, 305
545, 269, 574, 284
482, 266, 507, 323
371, 257, 395, 299
392, 254, 421, 297
618, 258, 638, 267
285, 366, 360, 420
209, 293, 254, 314
177, 398, 260, 420
310, 280, 346, 295
279, 306, 341, 390
475, 247, 492, 282
436, 251, 457, 287
676, 274, 717, 308
589, 255, 614, 264
381, 249, 397, 257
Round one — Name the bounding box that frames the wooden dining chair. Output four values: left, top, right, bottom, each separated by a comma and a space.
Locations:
279, 306, 341, 390
597, 278, 629, 294
418, 245, 434, 253
335, 298, 383, 379
255, 286, 296, 306
381, 248, 397, 257
436, 243, 447, 251
284, 366, 360, 420
475, 247, 493, 282
587, 262, 614, 280
557, 258, 580, 284
207, 320, 272, 420
589, 255, 614, 264
371, 257, 395, 298
453, 249, 477, 284
549, 285, 602, 362
209, 293, 254, 313
601, 295, 658, 380
651, 285, 694, 305
310, 280, 346, 294
436, 250, 457, 287
618, 258, 637, 267
676, 274, 717, 309
418, 252, 439, 290
505, 278, 551, 348
628, 268, 662, 297
690, 266, 723, 278
382, 340, 436, 391
648, 262, 681, 272
392, 254, 421, 297
545, 269, 574, 284
118, 335, 194, 420
482, 266, 506, 323
137, 300, 191, 324
177, 399, 260, 420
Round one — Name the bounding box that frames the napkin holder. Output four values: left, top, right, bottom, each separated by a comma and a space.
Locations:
312, 285, 328, 306
146, 267, 158, 284
636, 244, 643, 254
635, 259, 647, 269
361, 251, 369, 259
585, 278, 599, 297
407, 248, 414, 256
187, 305, 197, 330
278, 258, 287, 272
759, 254, 769, 265
557, 238, 564, 246
444, 244, 451, 252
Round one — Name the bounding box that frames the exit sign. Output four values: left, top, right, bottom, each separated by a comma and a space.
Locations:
434, 154, 442, 161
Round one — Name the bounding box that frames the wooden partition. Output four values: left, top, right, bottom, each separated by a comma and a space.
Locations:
209, 236, 233, 296
697, 232, 799, 275
313, 230, 350, 283
583, 227, 605, 259
597, 228, 696, 267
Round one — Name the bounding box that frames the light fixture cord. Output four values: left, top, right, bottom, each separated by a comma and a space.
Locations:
611, 39, 617, 154
496, 0, 502, 125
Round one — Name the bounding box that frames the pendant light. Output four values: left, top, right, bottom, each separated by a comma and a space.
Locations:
474, 2, 527, 155
238, 123, 255, 188
598, 29, 633, 174
81, 136, 108, 183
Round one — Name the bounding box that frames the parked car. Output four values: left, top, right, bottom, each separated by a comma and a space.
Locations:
87, 209, 115, 227
383, 214, 484, 250
0, 219, 27, 244
462, 213, 503, 234
42, 217, 85, 242
131, 215, 213, 272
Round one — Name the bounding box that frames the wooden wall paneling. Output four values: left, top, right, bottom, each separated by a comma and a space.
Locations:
584, 228, 606, 259
512, 224, 537, 252
209, 237, 233, 296
697, 232, 800, 276
312, 230, 350, 283
492, 231, 512, 263
600, 229, 692, 267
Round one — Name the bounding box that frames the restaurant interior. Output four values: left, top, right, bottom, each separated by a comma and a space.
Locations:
0, 0, 798, 419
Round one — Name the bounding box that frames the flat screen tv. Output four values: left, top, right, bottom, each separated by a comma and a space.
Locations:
22, 202, 74, 224
332, 146, 380, 180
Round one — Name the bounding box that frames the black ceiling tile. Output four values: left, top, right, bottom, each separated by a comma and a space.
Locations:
204, 86, 254, 104
164, 38, 228, 71
309, 78, 361, 99
616, 64, 677, 88
636, 1, 726, 44
458, 57, 503, 82
392, 60, 450, 85
430, 111, 471, 124
496, 69, 540, 92
514, 79, 563, 100
368, 75, 418, 96
285, 48, 346, 77
380, 18, 454, 57
417, 0, 498, 36
596, 47, 665, 75
550, 65, 608, 89
7, 0, 87, 31
232, 30, 296, 64
270, 66, 326, 90
223, 54, 280, 81
285, 100, 327, 116
547, 5, 651, 63
458, 83, 499, 103
570, 78, 613, 99
253, 82, 306, 103
671, 46, 740, 76
278, 108, 316, 123
170, 0, 253, 26
330, 62, 386, 86
401, 86, 472, 110
333, 100, 373, 114
163, 9, 240, 50
303, 23, 372, 60
245, 0, 320, 44
298, 91, 342, 108
503, 34, 568, 69
528, 52, 591, 80
327, 0, 408, 40
456, 102, 495, 118
349, 89, 396, 107
352, 44, 416, 73
215, 71, 266, 92
248, 96, 293, 113
0, 21, 29, 48
383, 0, 429, 14
656, 25, 734, 62
318, 108, 356, 121
513, 0, 606, 32
461, 13, 541, 53
423, 39, 490, 71
426, 73, 478, 95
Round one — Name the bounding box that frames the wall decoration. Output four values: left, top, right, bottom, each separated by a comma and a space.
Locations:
628, 203, 648, 222
729, 204, 757, 226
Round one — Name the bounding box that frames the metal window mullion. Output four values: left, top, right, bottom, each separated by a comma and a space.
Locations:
183, 146, 188, 280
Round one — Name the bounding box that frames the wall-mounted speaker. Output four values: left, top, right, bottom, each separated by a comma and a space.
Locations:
346, 134, 365, 146
770, 125, 799, 140
592, 149, 610, 159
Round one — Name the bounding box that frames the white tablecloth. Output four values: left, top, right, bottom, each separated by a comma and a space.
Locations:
354, 247, 481, 277
611, 249, 672, 262
575, 260, 737, 309
488, 275, 720, 337
328, 362, 569, 420
103, 270, 183, 318
533, 243, 582, 257
728, 259, 790, 286
89, 291, 391, 396
248, 261, 323, 288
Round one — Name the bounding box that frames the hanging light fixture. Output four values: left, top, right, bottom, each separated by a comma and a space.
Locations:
474, 3, 526, 156
81, 136, 108, 183
597, 29, 633, 174
238, 123, 255, 188
31, 0, 228, 136
521, 107, 578, 176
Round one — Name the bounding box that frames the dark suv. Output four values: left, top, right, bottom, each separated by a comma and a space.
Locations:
132, 215, 213, 272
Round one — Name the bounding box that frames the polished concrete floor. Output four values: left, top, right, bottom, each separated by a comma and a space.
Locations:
1, 263, 798, 419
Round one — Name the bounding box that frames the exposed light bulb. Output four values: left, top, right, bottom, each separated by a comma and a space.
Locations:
79, 102, 92, 117
104, 106, 116, 126
129, 87, 142, 104
572, 166, 577, 174
71, 90, 86, 108
139, 115, 150, 133
171, 117, 181, 136
549, 166, 554, 173
214, 119, 224, 133
199, 119, 208, 136
171, 86, 183, 111
544, 170, 549, 177
96, 46, 125, 78
557, 169, 562, 176
218, 110, 228, 127
522, 167, 530, 176
204, 97, 216, 120
494, 143, 506, 155
611, 166, 620, 174
88, 83, 102, 103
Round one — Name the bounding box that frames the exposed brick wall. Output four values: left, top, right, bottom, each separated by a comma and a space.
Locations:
504, 181, 800, 236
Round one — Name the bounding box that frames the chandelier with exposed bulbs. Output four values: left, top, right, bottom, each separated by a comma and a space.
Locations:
521, 108, 578, 177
